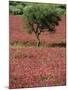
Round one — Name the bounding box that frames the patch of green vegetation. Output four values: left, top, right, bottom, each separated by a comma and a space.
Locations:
34, 74, 53, 81
53, 79, 60, 86
10, 41, 66, 48
10, 77, 17, 83
9, 1, 66, 16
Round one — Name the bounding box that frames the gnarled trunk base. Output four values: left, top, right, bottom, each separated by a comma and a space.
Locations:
37, 39, 40, 47
36, 34, 40, 47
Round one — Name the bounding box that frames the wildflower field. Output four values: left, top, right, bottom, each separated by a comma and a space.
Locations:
9, 16, 66, 88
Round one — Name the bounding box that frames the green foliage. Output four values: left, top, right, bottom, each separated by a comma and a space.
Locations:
23, 4, 61, 33
9, 1, 66, 16
9, 1, 26, 15
9, 5, 21, 15
54, 4, 66, 16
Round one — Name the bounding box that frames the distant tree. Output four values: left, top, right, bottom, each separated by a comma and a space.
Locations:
57, 4, 66, 16
9, 1, 26, 15
23, 4, 61, 47
58, 4, 66, 9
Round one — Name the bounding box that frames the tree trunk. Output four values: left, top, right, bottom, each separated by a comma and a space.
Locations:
36, 34, 40, 47
33, 24, 41, 47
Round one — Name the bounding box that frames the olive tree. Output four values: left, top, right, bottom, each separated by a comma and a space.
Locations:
23, 4, 61, 47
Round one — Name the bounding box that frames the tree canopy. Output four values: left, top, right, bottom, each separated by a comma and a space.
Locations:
23, 4, 61, 32
23, 4, 63, 46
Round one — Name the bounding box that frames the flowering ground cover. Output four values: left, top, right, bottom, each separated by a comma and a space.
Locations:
9, 15, 66, 88
9, 48, 66, 88
9, 16, 66, 47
